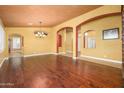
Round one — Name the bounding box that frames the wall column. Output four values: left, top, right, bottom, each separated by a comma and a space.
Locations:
73, 27, 76, 59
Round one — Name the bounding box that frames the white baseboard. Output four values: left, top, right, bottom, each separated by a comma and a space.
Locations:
0, 57, 8, 68
24, 52, 58, 57
58, 52, 66, 54
80, 55, 122, 63
59, 54, 72, 58
79, 55, 122, 68
0, 53, 57, 68
2, 53, 122, 68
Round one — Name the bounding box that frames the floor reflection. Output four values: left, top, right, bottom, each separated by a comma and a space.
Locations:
0, 54, 123, 88
0, 52, 24, 87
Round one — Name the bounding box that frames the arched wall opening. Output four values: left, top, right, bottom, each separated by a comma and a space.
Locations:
76, 12, 121, 60
57, 27, 73, 56
8, 33, 24, 54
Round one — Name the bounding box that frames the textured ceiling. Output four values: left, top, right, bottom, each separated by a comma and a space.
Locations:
0, 5, 101, 27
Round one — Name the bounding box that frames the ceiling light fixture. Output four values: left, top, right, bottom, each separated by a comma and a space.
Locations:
34, 21, 48, 38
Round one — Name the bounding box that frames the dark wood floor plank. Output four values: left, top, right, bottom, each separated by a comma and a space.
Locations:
0, 54, 123, 88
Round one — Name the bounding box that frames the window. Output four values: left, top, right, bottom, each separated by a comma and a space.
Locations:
12, 37, 21, 49
84, 31, 96, 48
0, 25, 5, 53
87, 37, 96, 48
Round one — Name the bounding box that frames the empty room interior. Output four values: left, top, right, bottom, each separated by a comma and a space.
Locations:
0, 5, 124, 88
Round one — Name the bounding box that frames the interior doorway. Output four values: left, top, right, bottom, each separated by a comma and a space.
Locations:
78, 34, 81, 56
76, 26, 96, 57
57, 27, 73, 57
8, 34, 24, 57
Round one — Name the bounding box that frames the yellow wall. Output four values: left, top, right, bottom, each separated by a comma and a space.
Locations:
58, 29, 73, 53
53, 5, 121, 58
83, 31, 96, 48
80, 15, 122, 61
5, 27, 55, 56
0, 5, 122, 65
58, 29, 73, 54
66, 31, 73, 52
58, 29, 66, 53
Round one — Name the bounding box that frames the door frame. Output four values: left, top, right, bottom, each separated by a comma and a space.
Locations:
8, 34, 24, 53
56, 27, 73, 53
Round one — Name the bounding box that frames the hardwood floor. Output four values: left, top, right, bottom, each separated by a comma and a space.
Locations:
0, 54, 123, 88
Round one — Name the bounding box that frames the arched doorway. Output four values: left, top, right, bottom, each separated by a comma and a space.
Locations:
8, 34, 24, 57
76, 12, 121, 57
57, 27, 73, 57
77, 29, 96, 57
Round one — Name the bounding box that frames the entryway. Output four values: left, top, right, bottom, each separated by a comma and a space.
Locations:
8, 34, 24, 58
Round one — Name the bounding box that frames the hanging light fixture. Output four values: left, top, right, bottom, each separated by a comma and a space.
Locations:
34, 21, 48, 38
